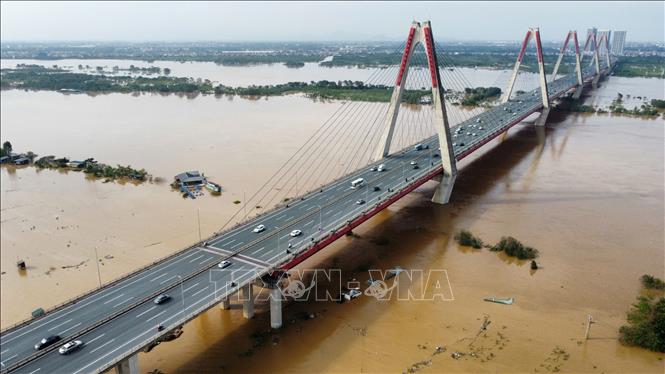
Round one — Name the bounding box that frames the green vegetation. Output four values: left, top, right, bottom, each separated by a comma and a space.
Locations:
613, 56, 665, 78
641, 274, 665, 290
1, 65, 210, 93
454, 230, 484, 249
1, 141, 12, 157
651, 99, 665, 109
619, 296, 665, 352
490, 236, 539, 260
609, 93, 661, 116
461, 86, 501, 106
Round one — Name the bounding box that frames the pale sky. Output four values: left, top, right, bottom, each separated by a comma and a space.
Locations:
1, 1, 663, 42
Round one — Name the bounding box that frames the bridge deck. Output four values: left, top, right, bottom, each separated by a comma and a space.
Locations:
0, 62, 612, 374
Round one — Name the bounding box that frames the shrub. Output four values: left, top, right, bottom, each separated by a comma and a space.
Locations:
454, 230, 484, 249
641, 274, 665, 290
619, 296, 665, 352
491, 236, 539, 259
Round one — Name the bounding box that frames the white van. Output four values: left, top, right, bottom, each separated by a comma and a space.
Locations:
351, 178, 365, 189
377, 164, 386, 172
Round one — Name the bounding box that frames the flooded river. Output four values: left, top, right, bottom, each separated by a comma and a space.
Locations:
1, 62, 663, 373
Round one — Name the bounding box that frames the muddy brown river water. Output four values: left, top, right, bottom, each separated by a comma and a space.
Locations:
1, 65, 664, 373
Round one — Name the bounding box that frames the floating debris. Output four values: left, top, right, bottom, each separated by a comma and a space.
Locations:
483, 297, 514, 305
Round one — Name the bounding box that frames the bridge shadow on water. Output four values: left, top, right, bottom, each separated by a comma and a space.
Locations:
164, 113, 583, 373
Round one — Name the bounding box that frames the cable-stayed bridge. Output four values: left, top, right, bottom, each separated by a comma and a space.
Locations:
0, 21, 615, 374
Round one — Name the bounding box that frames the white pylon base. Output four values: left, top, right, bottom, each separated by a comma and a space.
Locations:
572, 87, 583, 99
534, 107, 551, 127
431, 173, 457, 204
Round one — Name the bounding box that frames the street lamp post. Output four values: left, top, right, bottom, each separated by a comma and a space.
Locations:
94, 247, 102, 288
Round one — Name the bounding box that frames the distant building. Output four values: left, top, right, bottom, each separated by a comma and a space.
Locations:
597, 30, 612, 55
612, 31, 627, 56
174, 171, 206, 187
13, 157, 30, 165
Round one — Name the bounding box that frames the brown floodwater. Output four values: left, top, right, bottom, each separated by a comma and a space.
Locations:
1, 72, 664, 373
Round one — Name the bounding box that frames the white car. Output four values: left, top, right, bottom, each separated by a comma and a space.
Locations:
58, 340, 83, 355
377, 164, 386, 172
290, 229, 302, 237
253, 225, 266, 233
410, 160, 417, 166
218, 260, 231, 269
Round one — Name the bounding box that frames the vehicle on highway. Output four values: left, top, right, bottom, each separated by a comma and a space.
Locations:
290, 229, 302, 237
370, 166, 377, 171
34, 335, 61, 351
410, 160, 417, 165
377, 164, 386, 172
350, 178, 365, 189
414, 143, 423, 151
218, 260, 231, 269
157, 324, 165, 331
413, 164, 420, 169
154, 294, 171, 305
356, 199, 365, 205
58, 340, 83, 355
373, 186, 381, 192
253, 224, 266, 233
476, 118, 482, 123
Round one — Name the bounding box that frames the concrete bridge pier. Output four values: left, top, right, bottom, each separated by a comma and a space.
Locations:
220, 296, 230, 310
431, 173, 456, 204
534, 107, 551, 127
115, 354, 139, 374
572, 86, 584, 100
242, 285, 254, 319
269, 287, 283, 329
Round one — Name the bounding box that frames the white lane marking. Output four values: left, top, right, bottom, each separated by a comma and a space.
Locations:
89, 339, 115, 354
183, 282, 200, 293
47, 319, 73, 332
111, 297, 134, 309
220, 239, 237, 246
102, 293, 126, 305
72, 273, 260, 374
135, 306, 157, 319
159, 276, 176, 285
86, 334, 105, 345
191, 287, 208, 298
1, 354, 17, 362
199, 258, 211, 265
1, 249, 201, 343
28, 368, 41, 374
145, 310, 167, 323
0, 349, 8, 355
188, 254, 205, 263
304, 220, 315, 226
59, 322, 83, 335
149, 273, 169, 282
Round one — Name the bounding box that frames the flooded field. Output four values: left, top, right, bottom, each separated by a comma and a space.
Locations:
1, 68, 664, 373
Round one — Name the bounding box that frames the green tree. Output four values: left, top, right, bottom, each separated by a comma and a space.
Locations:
2, 141, 12, 154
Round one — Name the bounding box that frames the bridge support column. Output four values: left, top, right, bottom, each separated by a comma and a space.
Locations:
534, 107, 551, 127
572, 87, 583, 100
115, 354, 139, 374
220, 296, 230, 310
270, 287, 283, 329
242, 285, 254, 319
431, 173, 456, 204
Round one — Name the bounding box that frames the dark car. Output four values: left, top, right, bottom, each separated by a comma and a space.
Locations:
34, 335, 61, 350
154, 294, 171, 305
373, 186, 380, 192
